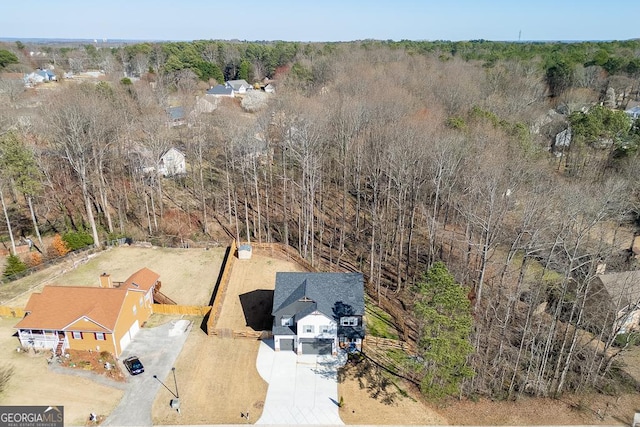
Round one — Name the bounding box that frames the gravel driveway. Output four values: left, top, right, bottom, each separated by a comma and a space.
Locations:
103, 319, 192, 426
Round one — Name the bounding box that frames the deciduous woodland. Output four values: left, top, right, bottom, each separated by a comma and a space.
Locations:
2, 39, 640, 400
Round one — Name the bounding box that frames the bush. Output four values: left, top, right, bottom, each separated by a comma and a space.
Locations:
62, 231, 94, 251
51, 234, 70, 256
614, 332, 640, 347
3, 254, 27, 278
27, 251, 42, 267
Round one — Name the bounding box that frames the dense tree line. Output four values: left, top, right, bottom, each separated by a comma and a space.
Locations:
2, 39, 640, 400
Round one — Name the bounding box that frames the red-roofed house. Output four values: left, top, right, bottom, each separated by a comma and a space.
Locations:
15, 268, 160, 357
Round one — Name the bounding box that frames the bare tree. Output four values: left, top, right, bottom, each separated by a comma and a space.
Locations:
42, 84, 120, 247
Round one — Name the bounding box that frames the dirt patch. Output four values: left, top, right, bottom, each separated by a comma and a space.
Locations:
0, 317, 124, 426
152, 326, 267, 425
338, 357, 447, 425
58, 349, 125, 383
337, 354, 639, 426
618, 345, 640, 384
437, 393, 638, 426
214, 250, 307, 332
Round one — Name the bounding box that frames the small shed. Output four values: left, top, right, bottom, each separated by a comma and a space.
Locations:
238, 244, 252, 260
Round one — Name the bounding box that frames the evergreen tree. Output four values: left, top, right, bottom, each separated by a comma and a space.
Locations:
238, 59, 252, 82
413, 262, 474, 398
3, 254, 27, 279
0, 49, 19, 69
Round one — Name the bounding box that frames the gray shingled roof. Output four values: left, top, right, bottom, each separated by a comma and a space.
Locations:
207, 84, 233, 96
226, 79, 251, 90
272, 272, 364, 320
168, 106, 184, 120
597, 270, 640, 309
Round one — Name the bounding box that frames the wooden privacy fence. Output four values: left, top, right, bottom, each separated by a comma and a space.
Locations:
209, 328, 273, 340
206, 239, 237, 335
0, 306, 26, 318
249, 242, 315, 272
153, 304, 211, 316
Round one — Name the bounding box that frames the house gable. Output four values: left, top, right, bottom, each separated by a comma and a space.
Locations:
123, 267, 160, 293
158, 148, 186, 177
65, 316, 112, 333
297, 311, 335, 338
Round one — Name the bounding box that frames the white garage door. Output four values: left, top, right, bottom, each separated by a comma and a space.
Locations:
128, 320, 140, 338
119, 321, 140, 353
119, 332, 131, 353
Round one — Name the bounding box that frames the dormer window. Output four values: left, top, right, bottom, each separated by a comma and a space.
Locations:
281, 316, 293, 327
340, 317, 358, 326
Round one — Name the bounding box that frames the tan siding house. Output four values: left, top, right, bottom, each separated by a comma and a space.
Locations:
14, 268, 160, 357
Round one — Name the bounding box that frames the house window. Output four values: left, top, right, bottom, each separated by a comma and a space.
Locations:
133, 305, 137, 315
304, 325, 314, 333
139, 297, 143, 307
95, 333, 105, 341
321, 325, 329, 333
340, 317, 358, 326
72, 331, 82, 340
281, 316, 293, 327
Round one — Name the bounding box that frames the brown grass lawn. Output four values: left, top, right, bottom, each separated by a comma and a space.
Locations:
2, 245, 226, 308
152, 325, 267, 425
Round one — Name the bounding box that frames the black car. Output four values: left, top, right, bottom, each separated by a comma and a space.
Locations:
123, 356, 144, 375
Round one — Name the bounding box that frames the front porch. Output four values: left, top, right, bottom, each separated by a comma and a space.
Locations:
339, 336, 363, 352
18, 329, 68, 354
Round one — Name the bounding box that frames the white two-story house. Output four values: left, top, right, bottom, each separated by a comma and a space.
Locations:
271, 272, 365, 355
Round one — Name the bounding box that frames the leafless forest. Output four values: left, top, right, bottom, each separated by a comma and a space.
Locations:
2, 40, 640, 400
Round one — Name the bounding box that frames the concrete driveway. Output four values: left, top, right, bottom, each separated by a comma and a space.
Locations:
103, 319, 192, 426
256, 339, 346, 425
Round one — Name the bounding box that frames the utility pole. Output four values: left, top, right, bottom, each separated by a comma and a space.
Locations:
153, 369, 180, 414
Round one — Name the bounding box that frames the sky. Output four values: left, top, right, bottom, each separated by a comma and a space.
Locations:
1, 0, 639, 43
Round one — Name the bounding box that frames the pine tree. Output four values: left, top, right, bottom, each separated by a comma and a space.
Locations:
413, 262, 475, 398
3, 254, 27, 278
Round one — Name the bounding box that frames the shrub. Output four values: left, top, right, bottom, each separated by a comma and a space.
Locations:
614, 332, 640, 347
51, 234, 70, 256
3, 254, 27, 278
27, 251, 42, 267
62, 231, 94, 251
